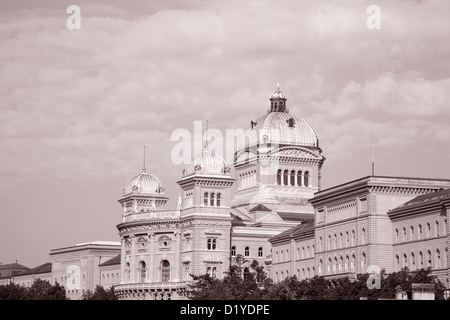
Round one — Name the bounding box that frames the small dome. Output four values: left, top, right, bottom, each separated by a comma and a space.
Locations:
123, 170, 164, 195
183, 148, 230, 177
271, 86, 286, 99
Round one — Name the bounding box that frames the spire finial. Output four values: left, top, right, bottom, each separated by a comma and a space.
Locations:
204, 120, 209, 150
142, 146, 147, 173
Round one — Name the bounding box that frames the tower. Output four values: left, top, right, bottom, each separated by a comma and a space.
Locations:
177, 146, 235, 280
232, 85, 326, 218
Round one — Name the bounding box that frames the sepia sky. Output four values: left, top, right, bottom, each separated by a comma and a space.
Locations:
1, 0, 449, 268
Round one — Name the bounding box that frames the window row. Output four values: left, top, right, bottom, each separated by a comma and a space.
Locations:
395, 220, 447, 244
276, 169, 310, 187
296, 245, 315, 260
274, 245, 316, 263
395, 249, 446, 272
206, 266, 218, 278
231, 246, 264, 258
124, 260, 171, 283
239, 170, 257, 189
203, 192, 222, 207
318, 253, 366, 275
318, 228, 366, 252
101, 272, 120, 284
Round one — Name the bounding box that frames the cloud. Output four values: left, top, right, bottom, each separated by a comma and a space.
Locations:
0, 0, 450, 266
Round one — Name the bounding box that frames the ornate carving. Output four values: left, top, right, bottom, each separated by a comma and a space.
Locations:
158, 236, 172, 251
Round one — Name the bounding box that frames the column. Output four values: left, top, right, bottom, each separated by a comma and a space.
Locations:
290, 239, 296, 277
174, 231, 181, 281
148, 233, 154, 282
130, 235, 136, 283
120, 237, 126, 284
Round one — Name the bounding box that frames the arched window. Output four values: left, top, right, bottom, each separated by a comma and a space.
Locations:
334, 234, 337, 249
352, 230, 356, 246
418, 224, 422, 240
427, 250, 432, 267
290, 170, 296, 186
244, 246, 250, 257
346, 231, 349, 246
231, 246, 236, 256
210, 193, 215, 206
361, 253, 366, 271
206, 267, 211, 276
328, 235, 332, 250
275, 272, 279, 283
339, 256, 343, 272
361, 228, 365, 245
161, 260, 170, 282
207, 238, 217, 250
283, 170, 289, 185
339, 233, 343, 248
212, 267, 217, 279
140, 261, 146, 282
395, 229, 399, 243
297, 171, 302, 186
403, 227, 407, 242
302, 247, 305, 259
204, 192, 209, 206
312, 245, 315, 255
304, 171, 309, 187
419, 251, 424, 269
333, 257, 337, 273
436, 249, 441, 268
411, 226, 415, 241
328, 258, 332, 273
411, 253, 415, 270
307, 245, 310, 257
319, 259, 323, 275
427, 223, 431, 238
258, 247, 263, 257
319, 237, 323, 251
345, 255, 349, 271
436, 221, 440, 237
216, 193, 221, 207
277, 169, 282, 185
396, 255, 400, 272
351, 254, 355, 272
403, 254, 408, 269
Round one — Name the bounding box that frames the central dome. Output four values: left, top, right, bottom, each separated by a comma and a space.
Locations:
182, 147, 230, 177
237, 85, 319, 150
239, 112, 319, 149
123, 170, 164, 195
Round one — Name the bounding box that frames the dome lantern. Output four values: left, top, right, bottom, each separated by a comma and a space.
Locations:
269, 83, 288, 113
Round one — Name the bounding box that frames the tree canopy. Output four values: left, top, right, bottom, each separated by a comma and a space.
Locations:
187, 259, 446, 300
0, 279, 67, 300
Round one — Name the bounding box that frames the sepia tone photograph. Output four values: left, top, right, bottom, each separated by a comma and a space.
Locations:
0, 0, 449, 307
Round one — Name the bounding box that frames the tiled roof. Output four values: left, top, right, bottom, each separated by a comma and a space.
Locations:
16, 263, 51, 276
277, 212, 312, 222
99, 254, 121, 267
0, 263, 29, 271
392, 188, 450, 212
249, 204, 271, 212
269, 219, 314, 242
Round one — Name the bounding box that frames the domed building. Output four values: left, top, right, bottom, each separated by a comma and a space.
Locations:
114, 86, 326, 300
232, 85, 325, 215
